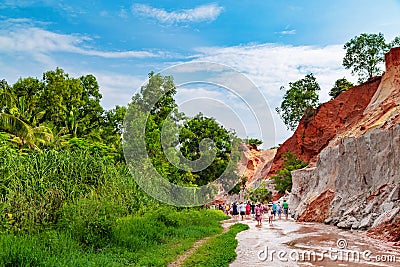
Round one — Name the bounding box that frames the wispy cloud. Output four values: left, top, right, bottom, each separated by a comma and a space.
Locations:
131, 3, 224, 24
0, 20, 158, 64
181, 43, 355, 143
119, 8, 129, 19
280, 29, 296, 35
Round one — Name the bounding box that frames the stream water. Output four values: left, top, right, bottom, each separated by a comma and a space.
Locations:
224, 218, 400, 267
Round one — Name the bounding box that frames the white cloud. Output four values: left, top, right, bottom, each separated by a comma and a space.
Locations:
131, 3, 223, 24
119, 8, 129, 19
280, 29, 296, 35
92, 72, 144, 109
193, 43, 354, 101
0, 20, 158, 66
183, 43, 355, 144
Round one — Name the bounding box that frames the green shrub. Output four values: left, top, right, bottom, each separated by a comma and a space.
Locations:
60, 198, 126, 249
272, 151, 308, 193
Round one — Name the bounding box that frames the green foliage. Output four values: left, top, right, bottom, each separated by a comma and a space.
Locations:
60, 198, 125, 249
243, 138, 262, 148
127, 72, 240, 187
276, 73, 320, 131
0, 149, 154, 232
0, 68, 124, 152
0, 210, 228, 266
228, 176, 247, 195
0, 68, 243, 265
179, 114, 238, 186
343, 33, 400, 83
329, 77, 354, 99
0, 113, 53, 151
246, 184, 272, 203
272, 152, 308, 193
183, 223, 249, 267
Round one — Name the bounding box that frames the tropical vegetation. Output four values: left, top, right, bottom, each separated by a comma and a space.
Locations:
0, 69, 244, 266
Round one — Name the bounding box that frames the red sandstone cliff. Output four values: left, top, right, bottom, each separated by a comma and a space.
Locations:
287, 47, 400, 246
237, 144, 276, 186
267, 77, 381, 175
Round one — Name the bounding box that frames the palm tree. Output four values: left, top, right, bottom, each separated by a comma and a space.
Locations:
0, 113, 53, 151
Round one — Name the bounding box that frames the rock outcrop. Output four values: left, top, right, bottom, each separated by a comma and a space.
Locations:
290, 124, 400, 229
289, 48, 400, 244
268, 77, 381, 175
237, 144, 276, 186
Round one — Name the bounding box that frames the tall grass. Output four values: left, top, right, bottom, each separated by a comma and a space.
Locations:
0, 149, 155, 232
0, 210, 228, 266
0, 149, 233, 266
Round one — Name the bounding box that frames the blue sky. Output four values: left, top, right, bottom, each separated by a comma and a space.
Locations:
1, 0, 400, 147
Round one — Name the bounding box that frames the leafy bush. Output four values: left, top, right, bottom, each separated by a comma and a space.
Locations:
272, 152, 308, 193
60, 198, 126, 249
246, 185, 272, 203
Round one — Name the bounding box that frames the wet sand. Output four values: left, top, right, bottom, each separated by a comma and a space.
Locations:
224, 217, 400, 267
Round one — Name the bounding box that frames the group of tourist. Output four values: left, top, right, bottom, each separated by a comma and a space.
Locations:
205, 200, 290, 226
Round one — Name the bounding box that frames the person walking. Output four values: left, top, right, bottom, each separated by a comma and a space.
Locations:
255, 203, 262, 226
272, 201, 277, 220
277, 201, 282, 220
251, 202, 255, 216
239, 202, 246, 220
246, 201, 251, 218
282, 199, 289, 220
232, 202, 239, 220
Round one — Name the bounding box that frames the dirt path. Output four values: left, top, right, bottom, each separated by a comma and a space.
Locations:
167, 223, 230, 267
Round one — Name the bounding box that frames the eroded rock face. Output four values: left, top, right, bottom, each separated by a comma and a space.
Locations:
267, 77, 381, 175
237, 144, 276, 186
290, 125, 400, 230
289, 48, 400, 244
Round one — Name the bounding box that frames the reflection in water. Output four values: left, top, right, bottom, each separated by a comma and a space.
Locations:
225, 218, 400, 267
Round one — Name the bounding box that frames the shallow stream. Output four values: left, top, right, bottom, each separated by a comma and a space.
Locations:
224, 218, 400, 266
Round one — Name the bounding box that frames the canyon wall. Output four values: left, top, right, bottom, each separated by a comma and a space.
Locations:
267, 77, 381, 175
237, 144, 276, 186
289, 48, 400, 242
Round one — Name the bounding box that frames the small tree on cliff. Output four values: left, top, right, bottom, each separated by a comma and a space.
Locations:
243, 138, 262, 149
272, 152, 308, 193
343, 33, 400, 83
276, 73, 320, 131
329, 77, 354, 99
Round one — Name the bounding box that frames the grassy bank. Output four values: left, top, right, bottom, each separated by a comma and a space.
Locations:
183, 223, 249, 267
0, 209, 228, 266
0, 150, 231, 266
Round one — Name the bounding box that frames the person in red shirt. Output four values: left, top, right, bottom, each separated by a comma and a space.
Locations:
246, 201, 251, 218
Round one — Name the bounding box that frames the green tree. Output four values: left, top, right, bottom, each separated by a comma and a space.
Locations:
243, 138, 262, 149
126, 72, 241, 187
0, 113, 53, 151
329, 78, 354, 99
272, 152, 308, 193
276, 73, 320, 131
101, 105, 127, 149
127, 72, 184, 184
343, 33, 400, 83
0, 79, 14, 113
247, 184, 271, 203
40, 68, 104, 138
179, 114, 238, 186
